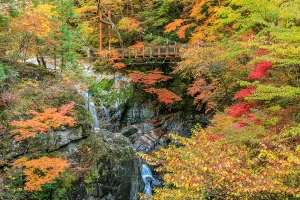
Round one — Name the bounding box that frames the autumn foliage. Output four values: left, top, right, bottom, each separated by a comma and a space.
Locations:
164, 19, 185, 33
165, 19, 191, 39
10, 102, 76, 141
10, 4, 58, 38
140, 129, 300, 199
248, 61, 273, 80
206, 133, 227, 142
164, 1, 218, 42
13, 157, 70, 191
128, 69, 171, 86
128, 69, 182, 104
233, 86, 256, 100
97, 50, 127, 70
145, 88, 182, 104
227, 102, 254, 118
187, 79, 217, 112
118, 17, 142, 32
0, 91, 15, 106
113, 62, 126, 69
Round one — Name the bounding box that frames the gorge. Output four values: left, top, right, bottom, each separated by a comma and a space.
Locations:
1, 0, 299, 199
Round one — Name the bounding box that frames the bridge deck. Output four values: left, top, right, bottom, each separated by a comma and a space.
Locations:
115, 43, 209, 59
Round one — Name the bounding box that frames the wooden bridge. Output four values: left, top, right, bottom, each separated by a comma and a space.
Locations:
113, 43, 210, 59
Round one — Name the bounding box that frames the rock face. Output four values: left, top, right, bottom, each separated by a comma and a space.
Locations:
121, 122, 166, 153
0, 59, 146, 200
0, 125, 91, 161
124, 103, 155, 125
80, 62, 205, 154
67, 133, 144, 200
119, 113, 205, 153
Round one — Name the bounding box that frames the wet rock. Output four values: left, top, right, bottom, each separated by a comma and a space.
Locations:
121, 122, 169, 153
121, 127, 138, 137
125, 103, 155, 125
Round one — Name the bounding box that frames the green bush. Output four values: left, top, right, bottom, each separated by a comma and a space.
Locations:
92, 60, 116, 73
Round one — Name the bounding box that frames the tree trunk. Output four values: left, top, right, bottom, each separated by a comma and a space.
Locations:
54, 51, 57, 72
41, 56, 46, 69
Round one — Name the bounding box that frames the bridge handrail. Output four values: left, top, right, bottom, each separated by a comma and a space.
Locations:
114, 43, 212, 59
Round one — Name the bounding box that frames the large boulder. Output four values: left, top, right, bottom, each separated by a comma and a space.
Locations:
67, 133, 144, 200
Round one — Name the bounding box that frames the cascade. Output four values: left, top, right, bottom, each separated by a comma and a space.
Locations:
101, 104, 110, 118
83, 91, 100, 129
141, 164, 155, 195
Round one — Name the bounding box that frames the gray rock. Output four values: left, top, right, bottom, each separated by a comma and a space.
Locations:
68, 133, 144, 200
125, 103, 155, 125
1, 125, 90, 161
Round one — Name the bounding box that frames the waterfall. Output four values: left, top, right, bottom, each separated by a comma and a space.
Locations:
83, 92, 100, 129
101, 104, 110, 118
141, 164, 155, 195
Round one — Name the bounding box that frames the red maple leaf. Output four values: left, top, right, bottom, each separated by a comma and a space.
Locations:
233, 86, 256, 100
248, 61, 272, 80
227, 103, 254, 117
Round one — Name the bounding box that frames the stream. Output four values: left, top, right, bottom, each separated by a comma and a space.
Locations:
79, 60, 156, 196
141, 164, 155, 195
26, 57, 162, 198
83, 91, 100, 129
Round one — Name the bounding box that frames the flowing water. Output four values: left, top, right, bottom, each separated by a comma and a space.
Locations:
141, 164, 155, 195
28, 58, 156, 197
101, 104, 110, 118
83, 91, 100, 129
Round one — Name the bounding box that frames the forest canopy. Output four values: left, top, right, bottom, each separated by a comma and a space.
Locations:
0, 0, 299, 199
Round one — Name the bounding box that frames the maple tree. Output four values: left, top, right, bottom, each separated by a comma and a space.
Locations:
118, 17, 142, 32
227, 102, 254, 118
128, 69, 182, 104
10, 4, 58, 37
248, 62, 273, 80
187, 79, 217, 112
113, 62, 126, 69
7, 1, 81, 68
139, 0, 300, 199
140, 128, 300, 199
9, 4, 59, 63
145, 88, 182, 104
10, 102, 76, 141
1, 0, 300, 199
13, 157, 70, 191
164, 0, 221, 42
128, 69, 171, 86
96, 49, 127, 70
233, 86, 256, 101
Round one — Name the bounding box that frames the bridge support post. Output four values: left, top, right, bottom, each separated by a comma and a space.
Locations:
166, 45, 169, 57
108, 10, 112, 50
158, 47, 161, 57
149, 46, 153, 58
98, 0, 112, 53
99, 11, 103, 52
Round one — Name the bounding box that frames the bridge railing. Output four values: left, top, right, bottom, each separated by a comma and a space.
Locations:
116, 44, 207, 59
104, 43, 212, 59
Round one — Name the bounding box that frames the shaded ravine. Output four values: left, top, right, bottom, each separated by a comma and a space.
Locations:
26, 58, 199, 198
23, 57, 148, 199
77, 60, 155, 197
78, 61, 158, 196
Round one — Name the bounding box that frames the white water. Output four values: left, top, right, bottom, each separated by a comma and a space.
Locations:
141, 164, 155, 195
83, 91, 100, 129
101, 104, 110, 118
